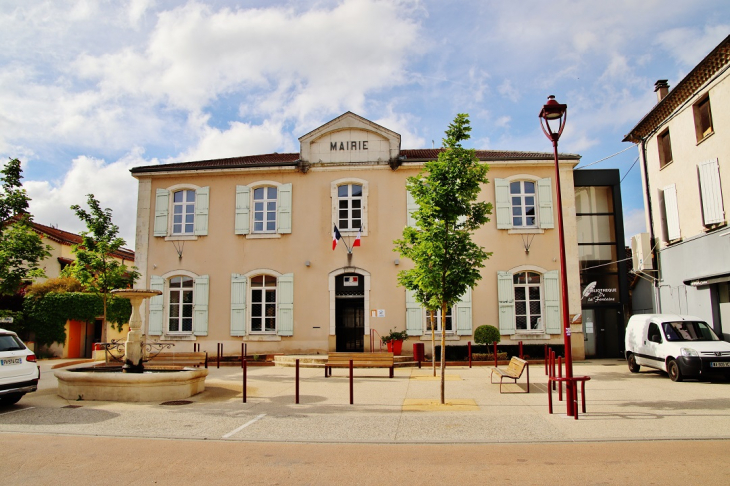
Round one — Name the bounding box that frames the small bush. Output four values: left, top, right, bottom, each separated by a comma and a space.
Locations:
474, 325, 501, 345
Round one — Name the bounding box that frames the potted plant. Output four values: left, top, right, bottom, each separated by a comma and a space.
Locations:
381, 329, 409, 356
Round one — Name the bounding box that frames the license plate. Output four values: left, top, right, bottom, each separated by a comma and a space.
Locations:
710, 362, 730, 368
0, 357, 22, 366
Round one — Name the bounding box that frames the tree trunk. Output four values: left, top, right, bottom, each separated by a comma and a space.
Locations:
431, 312, 436, 377
440, 301, 446, 404
101, 292, 108, 344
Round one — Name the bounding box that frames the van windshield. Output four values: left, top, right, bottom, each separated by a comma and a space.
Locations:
662, 321, 718, 342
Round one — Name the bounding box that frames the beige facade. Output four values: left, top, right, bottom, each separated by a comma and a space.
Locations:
624, 35, 730, 334
132, 112, 584, 358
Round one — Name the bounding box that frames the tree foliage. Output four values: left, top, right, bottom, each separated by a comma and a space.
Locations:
0, 158, 52, 295
61, 194, 139, 342
394, 113, 493, 403
23, 291, 131, 347
474, 325, 501, 345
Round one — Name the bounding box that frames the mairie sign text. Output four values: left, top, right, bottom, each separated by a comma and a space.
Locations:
331, 141, 368, 151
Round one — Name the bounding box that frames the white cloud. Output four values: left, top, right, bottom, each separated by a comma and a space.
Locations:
655, 24, 730, 67
178, 117, 288, 161
25, 149, 158, 247
623, 208, 648, 246
498, 79, 519, 102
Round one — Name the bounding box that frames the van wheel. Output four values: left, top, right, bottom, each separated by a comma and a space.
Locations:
627, 354, 640, 373
0, 393, 23, 406
667, 359, 683, 382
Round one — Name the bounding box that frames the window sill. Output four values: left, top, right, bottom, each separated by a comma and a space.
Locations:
696, 130, 714, 146
507, 228, 544, 235
245, 334, 282, 342
165, 235, 198, 241
246, 233, 282, 239
161, 333, 196, 341
659, 160, 674, 171
420, 334, 460, 341
704, 222, 727, 233
510, 333, 550, 340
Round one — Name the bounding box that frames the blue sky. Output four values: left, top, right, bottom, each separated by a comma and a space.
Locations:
1, 0, 728, 246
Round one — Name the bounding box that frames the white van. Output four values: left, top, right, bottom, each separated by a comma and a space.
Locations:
624, 314, 730, 382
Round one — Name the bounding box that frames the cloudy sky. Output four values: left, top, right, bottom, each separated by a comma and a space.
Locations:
1, 0, 728, 248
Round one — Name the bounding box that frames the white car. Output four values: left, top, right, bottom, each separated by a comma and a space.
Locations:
0, 328, 40, 405
625, 314, 730, 382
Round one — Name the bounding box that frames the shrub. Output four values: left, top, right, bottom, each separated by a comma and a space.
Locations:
474, 325, 501, 345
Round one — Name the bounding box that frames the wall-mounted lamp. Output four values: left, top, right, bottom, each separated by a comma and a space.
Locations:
305, 260, 311, 267
394, 259, 400, 265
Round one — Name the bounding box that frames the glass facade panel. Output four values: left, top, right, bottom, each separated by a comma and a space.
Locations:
575, 186, 613, 214
576, 215, 616, 244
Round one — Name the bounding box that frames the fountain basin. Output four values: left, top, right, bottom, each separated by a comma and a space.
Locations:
55, 364, 208, 402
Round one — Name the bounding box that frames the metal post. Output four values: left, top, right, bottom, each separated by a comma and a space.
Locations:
544, 345, 548, 375
493, 342, 498, 367
349, 359, 354, 405
241, 343, 244, 369
519, 341, 523, 359
242, 357, 247, 403
558, 356, 563, 402
295, 359, 300, 404
468, 341, 472, 368
217, 343, 221, 369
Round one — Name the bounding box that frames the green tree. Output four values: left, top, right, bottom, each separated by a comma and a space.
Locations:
394, 114, 493, 404
62, 194, 139, 343
0, 158, 51, 295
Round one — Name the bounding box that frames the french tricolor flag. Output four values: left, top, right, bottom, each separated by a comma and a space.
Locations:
332, 225, 342, 250
353, 227, 362, 247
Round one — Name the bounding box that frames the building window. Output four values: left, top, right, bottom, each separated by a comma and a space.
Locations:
694, 95, 713, 142
251, 275, 277, 333
168, 276, 194, 333
658, 129, 673, 168
426, 307, 453, 333
510, 181, 537, 227
172, 189, 196, 235
253, 186, 277, 233
337, 184, 362, 230
514, 271, 542, 331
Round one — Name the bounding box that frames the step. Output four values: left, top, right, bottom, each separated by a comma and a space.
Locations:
273, 354, 420, 368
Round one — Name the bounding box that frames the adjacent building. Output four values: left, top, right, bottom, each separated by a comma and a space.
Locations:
624, 34, 730, 340
131, 112, 586, 358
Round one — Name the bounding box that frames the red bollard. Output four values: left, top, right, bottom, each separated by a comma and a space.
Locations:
544, 345, 548, 374
468, 341, 472, 368
242, 357, 247, 403
519, 341, 523, 359
241, 343, 244, 369
558, 356, 563, 402
217, 343, 222, 369
493, 342, 498, 367
295, 359, 300, 404
349, 359, 354, 405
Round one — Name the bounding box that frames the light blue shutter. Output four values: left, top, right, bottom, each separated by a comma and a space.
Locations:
193, 275, 209, 336
698, 159, 724, 225
277, 183, 292, 234
148, 276, 164, 336
235, 185, 250, 235
277, 273, 294, 336
495, 179, 511, 229
543, 270, 560, 334
405, 289, 423, 336
231, 274, 247, 337
154, 189, 169, 237
456, 287, 473, 336
663, 184, 680, 241
194, 187, 209, 236
497, 272, 515, 334
538, 178, 554, 229
406, 190, 418, 227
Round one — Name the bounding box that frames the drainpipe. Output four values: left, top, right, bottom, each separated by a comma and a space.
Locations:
639, 138, 661, 312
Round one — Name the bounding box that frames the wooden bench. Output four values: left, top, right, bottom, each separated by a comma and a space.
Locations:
325, 352, 394, 378
491, 357, 529, 393
145, 352, 208, 369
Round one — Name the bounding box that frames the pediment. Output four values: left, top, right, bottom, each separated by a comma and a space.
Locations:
298, 112, 401, 164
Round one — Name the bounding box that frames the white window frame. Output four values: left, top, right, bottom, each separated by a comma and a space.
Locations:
252, 185, 278, 234
331, 178, 369, 236
509, 180, 538, 228
513, 271, 543, 333
167, 275, 195, 334
425, 307, 454, 334
172, 189, 196, 236
249, 274, 278, 334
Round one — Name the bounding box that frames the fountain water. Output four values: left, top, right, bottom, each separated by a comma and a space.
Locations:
55, 289, 208, 402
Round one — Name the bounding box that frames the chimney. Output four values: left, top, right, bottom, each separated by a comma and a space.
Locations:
654, 79, 669, 102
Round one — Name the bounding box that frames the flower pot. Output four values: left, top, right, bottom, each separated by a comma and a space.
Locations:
386, 341, 393, 352
391, 339, 403, 356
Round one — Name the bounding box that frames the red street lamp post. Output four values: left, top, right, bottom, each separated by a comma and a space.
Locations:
539, 95, 575, 417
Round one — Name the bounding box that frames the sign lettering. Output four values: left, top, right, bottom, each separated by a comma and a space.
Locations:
330, 141, 368, 151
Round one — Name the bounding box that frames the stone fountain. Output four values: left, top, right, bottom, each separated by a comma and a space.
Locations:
55, 289, 208, 402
